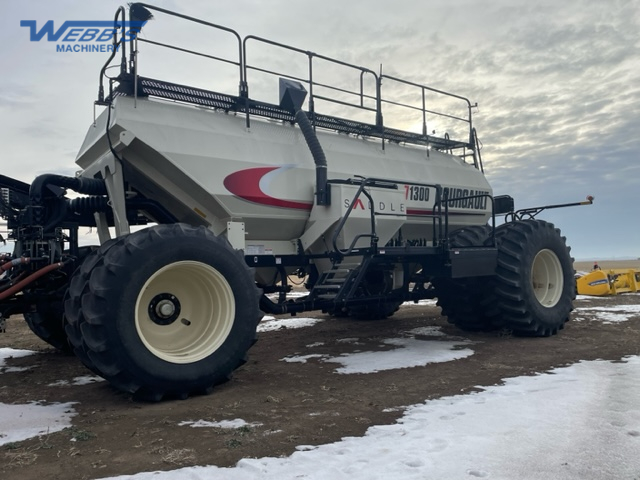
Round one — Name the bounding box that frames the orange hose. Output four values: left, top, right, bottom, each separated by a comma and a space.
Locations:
1, 257, 30, 272
0, 263, 64, 300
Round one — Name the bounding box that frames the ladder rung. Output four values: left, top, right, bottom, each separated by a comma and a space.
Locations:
330, 268, 352, 274
316, 293, 338, 299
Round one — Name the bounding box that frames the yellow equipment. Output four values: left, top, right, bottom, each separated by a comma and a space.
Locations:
577, 269, 640, 296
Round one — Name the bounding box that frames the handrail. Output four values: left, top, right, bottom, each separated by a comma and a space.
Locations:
100, 3, 245, 100
379, 74, 474, 146
136, 38, 240, 68
101, 4, 479, 158
242, 35, 380, 129
381, 74, 473, 109
331, 178, 445, 256
97, 6, 127, 104
133, 4, 245, 89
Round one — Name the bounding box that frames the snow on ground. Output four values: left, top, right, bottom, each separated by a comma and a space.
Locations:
2, 298, 639, 476
179, 419, 263, 429
0, 347, 37, 374
573, 304, 640, 324
1, 348, 80, 446
100, 356, 640, 480
282, 325, 471, 374
47, 375, 106, 387
0, 401, 76, 446
258, 316, 324, 332
323, 338, 474, 374
405, 326, 446, 337
402, 299, 437, 307
280, 353, 326, 364
575, 295, 593, 301
281, 340, 474, 374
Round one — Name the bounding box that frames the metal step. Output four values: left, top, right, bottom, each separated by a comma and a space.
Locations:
309, 259, 367, 303
329, 268, 353, 275
316, 293, 338, 299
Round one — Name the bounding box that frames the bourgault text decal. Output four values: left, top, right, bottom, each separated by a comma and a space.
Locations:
442, 188, 489, 210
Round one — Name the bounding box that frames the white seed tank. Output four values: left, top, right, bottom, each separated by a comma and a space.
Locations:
77, 95, 491, 269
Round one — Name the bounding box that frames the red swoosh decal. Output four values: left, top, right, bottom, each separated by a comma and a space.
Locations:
224, 167, 313, 210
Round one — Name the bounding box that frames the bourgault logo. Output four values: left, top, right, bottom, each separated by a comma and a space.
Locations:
20, 20, 147, 52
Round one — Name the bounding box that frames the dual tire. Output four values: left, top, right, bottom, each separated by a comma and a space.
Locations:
436, 220, 574, 336
64, 224, 261, 400
489, 220, 575, 336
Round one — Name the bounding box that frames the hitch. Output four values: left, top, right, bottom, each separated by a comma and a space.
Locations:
505, 195, 594, 221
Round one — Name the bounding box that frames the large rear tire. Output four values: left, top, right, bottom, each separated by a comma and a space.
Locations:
433, 225, 499, 332
345, 268, 401, 320
64, 224, 261, 400
24, 301, 71, 353
25, 246, 98, 353
65, 240, 123, 373
489, 220, 574, 336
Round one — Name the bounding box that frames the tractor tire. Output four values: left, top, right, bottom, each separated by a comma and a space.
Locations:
64, 224, 262, 400
25, 246, 99, 353
24, 301, 71, 353
345, 267, 401, 320
348, 301, 403, 320
433, 225, 499, 332
488, 220, 574, 336
65, 239, 123, 374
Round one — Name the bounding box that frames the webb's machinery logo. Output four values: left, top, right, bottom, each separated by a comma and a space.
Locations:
20, 20, 148, 52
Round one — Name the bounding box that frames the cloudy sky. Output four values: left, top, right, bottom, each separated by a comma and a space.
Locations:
2, 0, 639, 259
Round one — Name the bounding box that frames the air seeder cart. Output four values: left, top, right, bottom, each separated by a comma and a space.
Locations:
0, 4, 592, 400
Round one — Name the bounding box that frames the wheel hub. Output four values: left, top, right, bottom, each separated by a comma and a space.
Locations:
531, 249, 564, 308
148, 293, 181, 325
135, 260, 236, 364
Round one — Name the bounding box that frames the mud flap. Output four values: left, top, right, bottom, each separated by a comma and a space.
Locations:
448, 247, 497, 278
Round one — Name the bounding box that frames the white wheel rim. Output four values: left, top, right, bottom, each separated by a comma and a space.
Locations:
135, 261, 235, 364
531, 249, 564, 308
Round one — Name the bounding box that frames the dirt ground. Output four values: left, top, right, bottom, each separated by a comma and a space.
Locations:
574, 259, 640, 272
1, 282, 639, 479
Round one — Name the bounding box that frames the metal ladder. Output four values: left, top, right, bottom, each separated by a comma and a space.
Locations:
309, 258, 370, 304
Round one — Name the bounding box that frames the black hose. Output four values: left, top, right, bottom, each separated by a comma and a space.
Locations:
68, 195, 178, 225
68, 195, 110, 213
29, 175, 107, 226
30, 175, 107, 205
294, 110, 329, 206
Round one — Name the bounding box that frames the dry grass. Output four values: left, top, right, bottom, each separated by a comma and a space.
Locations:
148, 440, 197, 465
162, 448, 196, 465
574, 259, 640, 271
2, 433, 54, 468
4, 449, 39, 467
